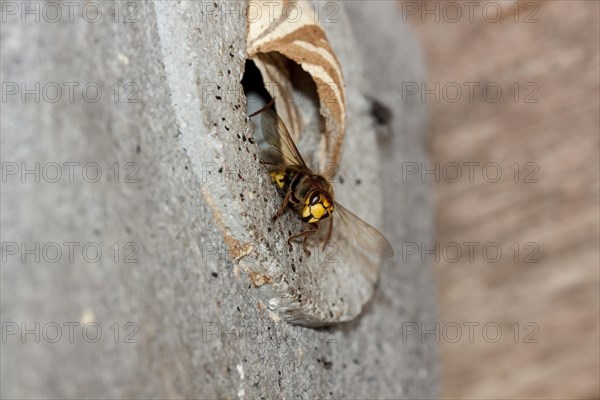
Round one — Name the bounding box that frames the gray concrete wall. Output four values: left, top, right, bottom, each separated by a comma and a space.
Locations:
1, 1, 438, 398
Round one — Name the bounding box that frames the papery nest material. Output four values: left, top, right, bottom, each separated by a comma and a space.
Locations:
246, 0, 346, 166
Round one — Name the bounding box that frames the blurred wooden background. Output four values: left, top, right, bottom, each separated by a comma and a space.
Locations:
401, 1, 600, 398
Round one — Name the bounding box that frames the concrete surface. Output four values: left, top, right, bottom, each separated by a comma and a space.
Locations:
1, 1, 438, 398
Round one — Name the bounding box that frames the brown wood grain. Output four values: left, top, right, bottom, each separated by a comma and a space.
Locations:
401, 0, 600, 398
